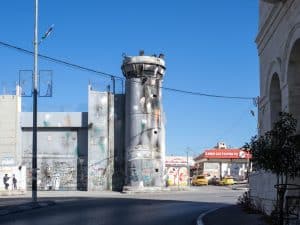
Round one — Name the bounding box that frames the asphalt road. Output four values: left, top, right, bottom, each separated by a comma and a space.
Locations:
0, 186, 244, 225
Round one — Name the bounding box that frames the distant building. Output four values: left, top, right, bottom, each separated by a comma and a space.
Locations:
193, 143, 251, 181
165, 156, 194, 186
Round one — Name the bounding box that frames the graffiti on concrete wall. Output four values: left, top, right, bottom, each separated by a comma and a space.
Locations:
38, 159, 76, 190
128, 161, 139, 183
22, 158, 77, 191
166, 167, 188, 186
126, 77, 165, 187
0, 158, 15, 166
88, 90, 113, 191
21, 128, 78, 190
127, 159, 162, 187
89, 162, 107, 188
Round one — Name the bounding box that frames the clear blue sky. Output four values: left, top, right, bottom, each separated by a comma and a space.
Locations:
0, 0, 259, 156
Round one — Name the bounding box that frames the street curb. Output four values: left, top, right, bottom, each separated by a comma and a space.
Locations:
231, 187, 249, 191
122, 186, 192, 194
0, 191, 26, 197
196, 207, 222, 225
0, 201, 56, 216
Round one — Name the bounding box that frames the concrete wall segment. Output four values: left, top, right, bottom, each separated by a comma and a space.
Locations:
0, 86, 125, 192
88, 89, 115, 191
0, 95, 22, 167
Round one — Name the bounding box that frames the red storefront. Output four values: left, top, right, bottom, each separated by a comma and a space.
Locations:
193, 149, 252, 180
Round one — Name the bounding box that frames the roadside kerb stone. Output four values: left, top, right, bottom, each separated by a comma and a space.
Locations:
122, 186, 193, 194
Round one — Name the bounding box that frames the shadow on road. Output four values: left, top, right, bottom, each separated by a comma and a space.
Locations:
0, 196, 232, 225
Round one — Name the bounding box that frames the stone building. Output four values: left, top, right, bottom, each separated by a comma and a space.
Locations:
165, 156, 194, 187
0, 53, 166, 192
251, 0, 300, 214
193, 146, 251, 181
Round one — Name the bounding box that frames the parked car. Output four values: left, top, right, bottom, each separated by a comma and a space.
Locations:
218, 176, 235, 185
209, 176, 220, 185
191, 175, 208, 186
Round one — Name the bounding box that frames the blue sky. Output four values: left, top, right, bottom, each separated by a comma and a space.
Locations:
0, 0, 259, 156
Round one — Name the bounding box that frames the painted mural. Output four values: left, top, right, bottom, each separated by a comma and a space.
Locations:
166, 166, 188, 186
22, 158, 77, 191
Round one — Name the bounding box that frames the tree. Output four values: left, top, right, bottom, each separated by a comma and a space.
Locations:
246, 112, 300, 225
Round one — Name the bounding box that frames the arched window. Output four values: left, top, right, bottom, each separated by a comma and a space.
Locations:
287, 39, 300, 132
269, 73, 282, 127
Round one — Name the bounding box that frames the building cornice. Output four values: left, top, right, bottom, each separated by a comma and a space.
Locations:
256, 0, 296, 55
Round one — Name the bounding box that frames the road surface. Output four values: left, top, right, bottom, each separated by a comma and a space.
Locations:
0, 186, 244, 225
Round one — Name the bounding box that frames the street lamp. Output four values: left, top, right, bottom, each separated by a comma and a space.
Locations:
32, 0, 39, 203
186, 147, 191, 187
32, 0, 53, 202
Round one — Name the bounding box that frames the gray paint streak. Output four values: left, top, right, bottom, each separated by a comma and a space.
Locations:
21, 112, 85, 128
113, 94, 125, 191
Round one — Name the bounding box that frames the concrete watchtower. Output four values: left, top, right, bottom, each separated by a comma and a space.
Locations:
121, 51, 166, 189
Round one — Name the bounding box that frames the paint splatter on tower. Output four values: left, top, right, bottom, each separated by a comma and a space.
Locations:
122, 52, 166, 189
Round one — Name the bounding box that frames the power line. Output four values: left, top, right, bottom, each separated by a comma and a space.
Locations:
0, 40, 256, 101
162, 87, 254, 100
0, 40, 117, 79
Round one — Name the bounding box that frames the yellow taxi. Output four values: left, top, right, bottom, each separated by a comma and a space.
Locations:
218, 176, 235, 185
191, 175, 208, 186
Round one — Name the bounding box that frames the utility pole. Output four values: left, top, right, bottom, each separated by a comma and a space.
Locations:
32, 0, 39, 202
107, 85, 111, 190
186, 148, 190, 186
246, 149, 251, 183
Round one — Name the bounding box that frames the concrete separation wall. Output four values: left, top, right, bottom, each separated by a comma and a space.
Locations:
88, 88, 114, 191
21, 112, 88, 191
0, 95, 22, 167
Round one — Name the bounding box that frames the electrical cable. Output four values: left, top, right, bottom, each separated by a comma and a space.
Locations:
0, 40, 256, 101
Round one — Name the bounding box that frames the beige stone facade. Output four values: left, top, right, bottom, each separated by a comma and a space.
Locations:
257, 0, 300, 133
251, 0, 300, 214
